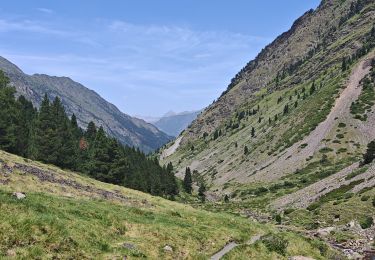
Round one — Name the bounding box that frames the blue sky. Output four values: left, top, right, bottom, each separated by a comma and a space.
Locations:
0, 0, 320, 118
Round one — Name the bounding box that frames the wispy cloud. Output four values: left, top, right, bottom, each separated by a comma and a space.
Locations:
36, 8, 54, 14
0, 19, 67, 36
0, 17, 270, 116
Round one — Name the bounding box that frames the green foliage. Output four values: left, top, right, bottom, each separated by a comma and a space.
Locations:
283, 104, 289, 115
183, 167, 193, 194
362, 140, 375, 165
359, 216, 373, 229
308, 180, 364, 210
275, 214, 282, 224
198, 182, 206, 202
345, 166, 368, 180
310, 82, 316, 95
261, 233, 289, 256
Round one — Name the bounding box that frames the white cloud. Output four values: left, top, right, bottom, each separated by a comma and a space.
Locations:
0, 18, 270, 115
0, 19, 67, 36
36, 8, 54, 14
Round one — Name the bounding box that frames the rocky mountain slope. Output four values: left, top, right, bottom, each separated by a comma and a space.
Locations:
154, 110, 201, 137
162, 0, 375, 187
0, 56, 171, 152
160, 1, 375, 256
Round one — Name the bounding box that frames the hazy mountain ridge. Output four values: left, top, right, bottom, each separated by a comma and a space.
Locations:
0, 56, 172, 152
154, 110, 201, 137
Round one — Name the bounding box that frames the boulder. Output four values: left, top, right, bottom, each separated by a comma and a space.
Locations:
163, 245, 173, 252
123, 243, 136, 250
13, 192, 26, 200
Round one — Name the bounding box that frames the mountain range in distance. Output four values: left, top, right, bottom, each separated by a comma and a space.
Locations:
138, 110, 202, 137
0, 56, 172, 153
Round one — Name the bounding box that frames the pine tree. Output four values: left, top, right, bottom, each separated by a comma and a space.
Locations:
85, 121, 97, 140
342, 57, 347, 71
16, 96, 36, 157
198, 182, 206, 202
244, 145, 249, 155
0, 80, 19, 153
88, 126, 112, 180
283, 104, 289, 114
70, 114, 82, 139
183, 167, 193, 194
363, 140, 375, 165
31, 94, 54, 162
310, 81, 316, 95
0, 70, 9, 88
251, 127, 255, 137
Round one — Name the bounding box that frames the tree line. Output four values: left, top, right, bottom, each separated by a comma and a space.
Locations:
0, 71, 178, 197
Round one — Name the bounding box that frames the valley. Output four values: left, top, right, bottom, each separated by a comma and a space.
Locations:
0, 0, 375, 259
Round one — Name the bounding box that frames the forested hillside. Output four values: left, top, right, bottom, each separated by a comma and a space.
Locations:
0, 71, 178, 197
0, 56, 172, 153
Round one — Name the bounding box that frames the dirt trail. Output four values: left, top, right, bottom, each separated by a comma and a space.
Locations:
161, 136, 182, 159
253, 55, 374, 182
210, 234, 262, 260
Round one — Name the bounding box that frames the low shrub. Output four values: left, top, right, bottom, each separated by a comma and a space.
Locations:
261, 233, 289, 256
359, 216, 373, 229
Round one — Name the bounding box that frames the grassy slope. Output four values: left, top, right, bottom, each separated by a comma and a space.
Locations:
0, 150, 341, 259
0, 150, 262, 259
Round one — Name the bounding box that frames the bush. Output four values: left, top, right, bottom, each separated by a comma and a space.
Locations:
284, 208, 295, 215
262, 233, 289, 256
361, 195, 370, 201
307, 202, 320, 211
359, 216, 373, 229
275, 214, 282, 224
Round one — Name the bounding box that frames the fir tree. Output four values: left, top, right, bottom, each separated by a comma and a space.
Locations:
342, 57, 347, 71
31, 94, 54, 162
183, 167, 193, 194
198, 182, 206, 202
85, 121, 97, 140
310, 81, 316, 95
244, 145, 249, 155
283, 104, 289, 114
363, 140, 375, 165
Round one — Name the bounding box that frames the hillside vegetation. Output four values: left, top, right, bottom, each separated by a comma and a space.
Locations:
0, 150, 344, 259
